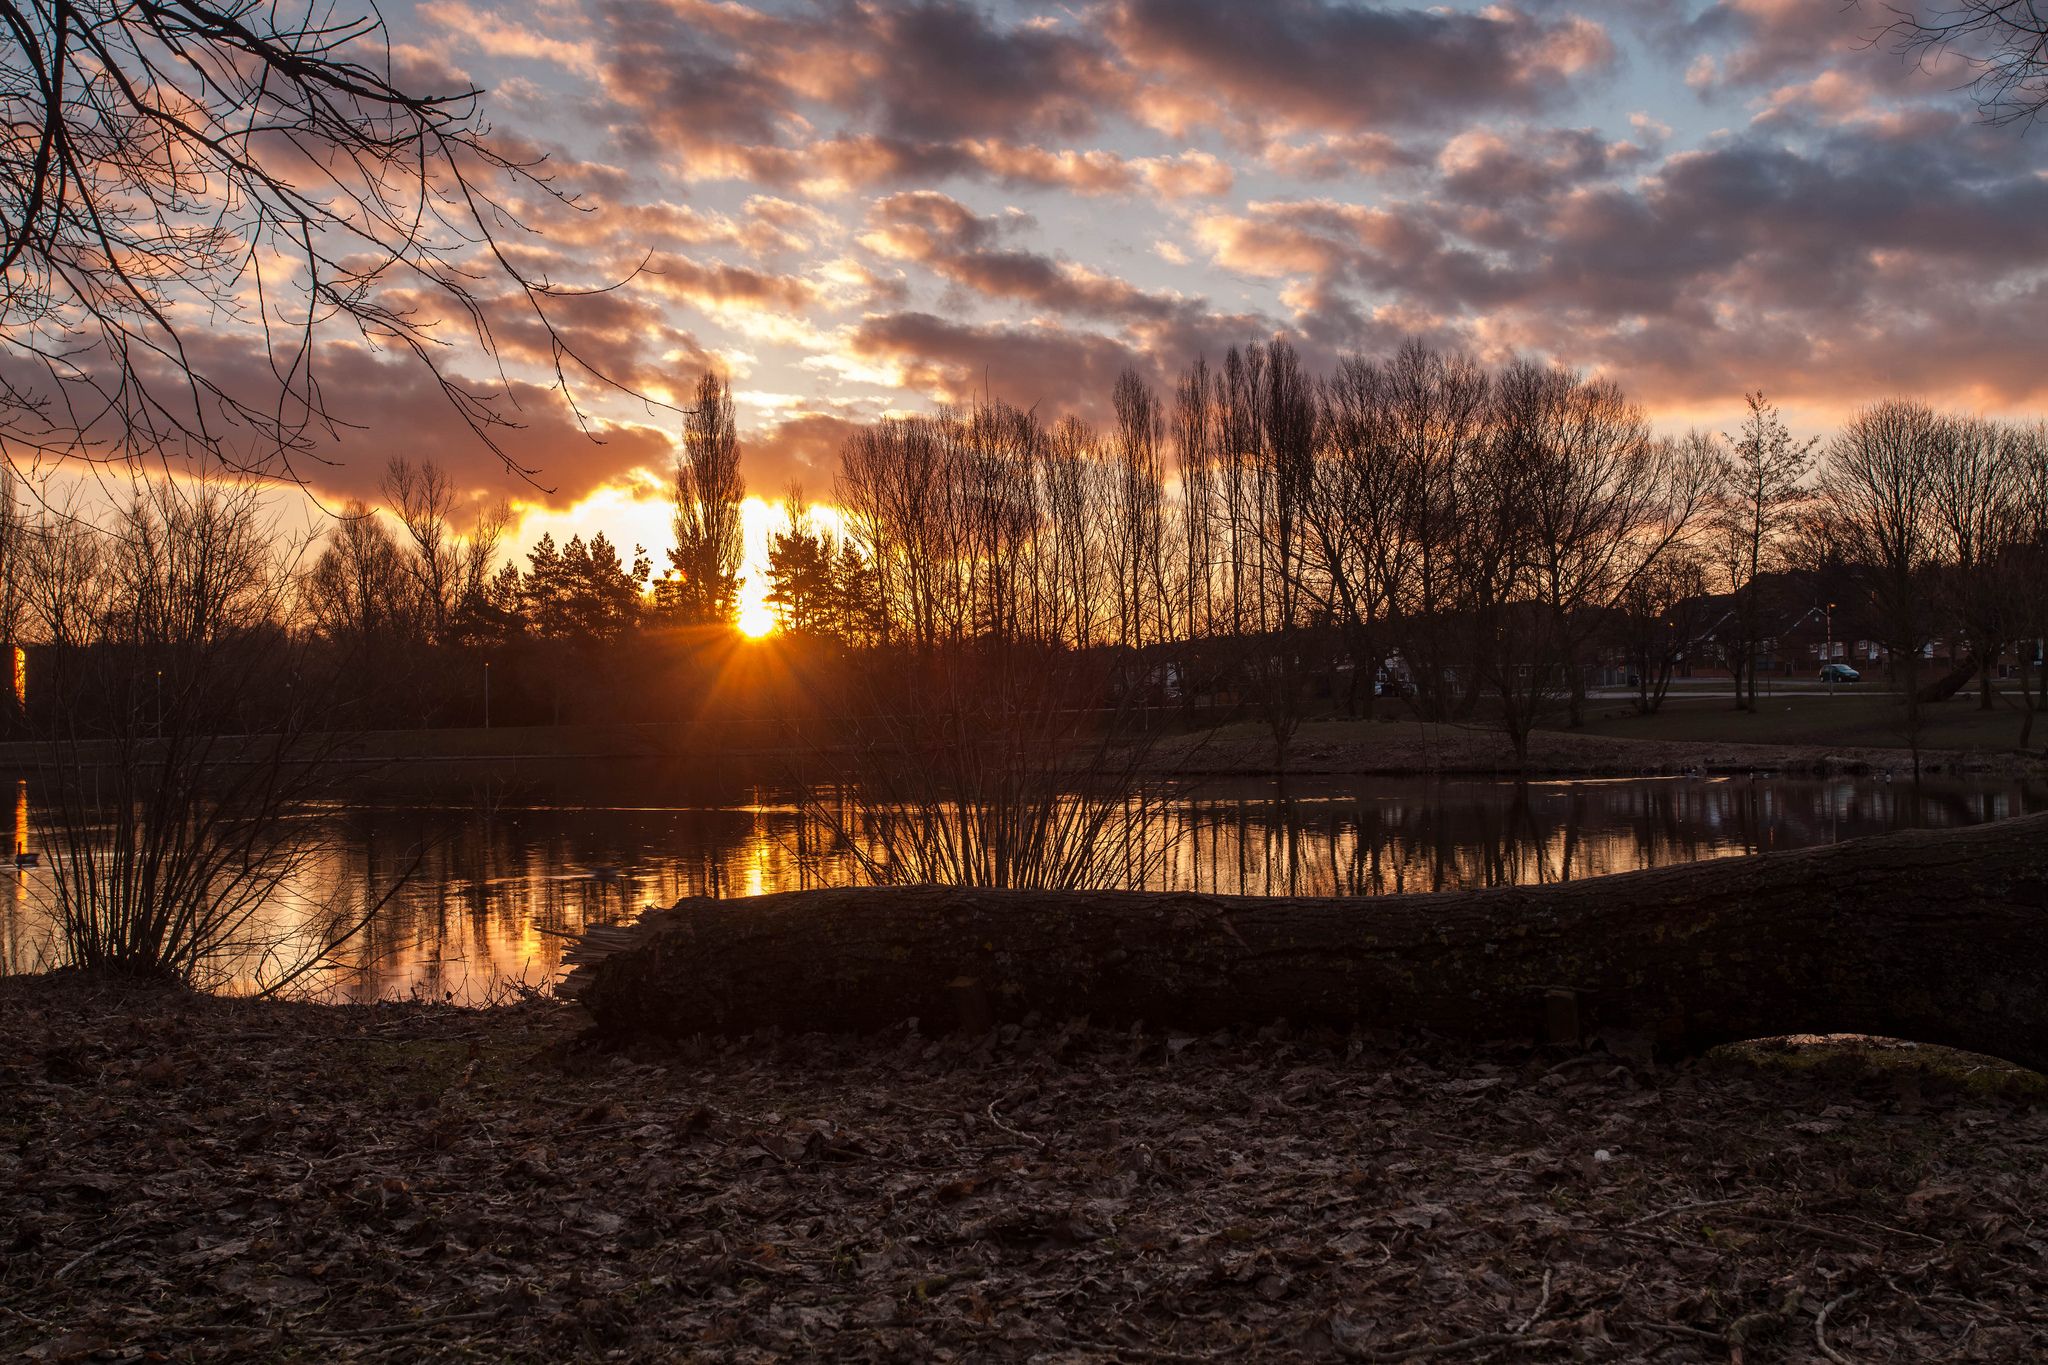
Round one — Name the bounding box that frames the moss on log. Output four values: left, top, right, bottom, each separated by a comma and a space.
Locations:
573, 812, 2048, 1067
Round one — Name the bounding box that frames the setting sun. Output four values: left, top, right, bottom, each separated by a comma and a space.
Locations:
737, 600, 776, 638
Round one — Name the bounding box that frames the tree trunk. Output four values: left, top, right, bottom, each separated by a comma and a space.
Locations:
572, 814, 2048, 1070
1917, 657, 1979, 705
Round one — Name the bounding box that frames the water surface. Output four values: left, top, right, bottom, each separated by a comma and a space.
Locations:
1, 769, 2037, 1000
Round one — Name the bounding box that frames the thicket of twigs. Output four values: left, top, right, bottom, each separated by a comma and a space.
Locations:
8, 475, 418, 987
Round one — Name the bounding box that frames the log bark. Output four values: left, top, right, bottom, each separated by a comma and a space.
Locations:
573, 812, 2048, 1069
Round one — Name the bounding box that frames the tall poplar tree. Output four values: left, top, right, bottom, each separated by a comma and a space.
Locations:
668, 373, 747, 627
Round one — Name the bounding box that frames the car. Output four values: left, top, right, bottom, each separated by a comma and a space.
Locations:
1819, 663, 1860, 683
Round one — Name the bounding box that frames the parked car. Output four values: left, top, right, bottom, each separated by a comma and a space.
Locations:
1819, 663, 1860, 683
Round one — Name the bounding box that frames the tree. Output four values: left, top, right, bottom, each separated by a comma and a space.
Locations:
1307, 354, 1408, 717
668, 372, 746, 627
1109, 367, 1169, 659
20, 490, 105, 653
1611, 549, 1711, 716
1381, 341, 1491, 724
1815, 399, 1942, 776
304, 501, 412, 672
0, 0, 607, 476
382, 459, 459, 640
763, 487, 839, 636
1713, 394, 1817, 712
2007, 423, 2048, 749
1925, 417, 2021, 708
1492, 363, 1708, 730
521, 532, 650, 648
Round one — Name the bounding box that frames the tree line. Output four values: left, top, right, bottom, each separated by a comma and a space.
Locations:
2, 346, 2044, 757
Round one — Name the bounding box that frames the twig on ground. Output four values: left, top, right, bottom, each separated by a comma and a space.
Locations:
1832, 1212, 1944, 1244
1624, 1197, 1745, 1227
1714, 1213, 1879, 1251
1514, 1269, 1554, 1334
1815, 1288, 1858, 1365
294, 1311, 501, 1339
1641, 1323, 1728, 1344
1334, 1331, 1567, 1362
52, 1234, 139, 1282
986, 1097, 1049, 1152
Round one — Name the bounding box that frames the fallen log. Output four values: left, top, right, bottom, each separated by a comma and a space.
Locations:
574, 812, 2048, 1068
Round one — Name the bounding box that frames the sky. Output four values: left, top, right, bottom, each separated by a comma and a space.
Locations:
265, 0, 2048, 583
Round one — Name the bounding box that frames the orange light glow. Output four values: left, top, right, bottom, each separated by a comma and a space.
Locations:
738, 601, 777, 638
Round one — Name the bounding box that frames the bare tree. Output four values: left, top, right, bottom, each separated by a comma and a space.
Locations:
1925, 417, 2022, 707
1815, 398, 1943, 775
23, 472, 404, 988
1499, 363, 1708, 728
668, 372, 746, 628
1875, 0, 2048, 126
19, 491, 105, 657
1611, 548, 1711, 715
1713, 393, 1817, 712
2004, 422, 2048, 749
820, 396, 1171, 890
1383, 341, 1491, 723
453, 497, 513, 621
1203, 341, 1319, 770
303, 500, 413, 678
0, 0, 623, 478
1309, 356, 1405, 715
105, 473, 295, 666
1110, 368, 1170, 666
382, 458, 460, 640
0, 466, 21, 731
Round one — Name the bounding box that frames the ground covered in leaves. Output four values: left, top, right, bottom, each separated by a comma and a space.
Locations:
5, 974, 2048, 1363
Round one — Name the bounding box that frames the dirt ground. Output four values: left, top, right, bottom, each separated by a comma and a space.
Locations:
5, 972, 2047, 1362
1151, 718, 2048, 779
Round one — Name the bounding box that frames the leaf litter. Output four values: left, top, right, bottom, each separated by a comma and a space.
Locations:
4, 974, 2047, 1362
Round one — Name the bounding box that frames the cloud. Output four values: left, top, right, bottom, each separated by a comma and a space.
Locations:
1675, 0, 1968, 101
742, 411, 873, 493
832, 311, 1159, 413
579, 0, 1566, 194
1263, 132, 1430, 180
590, 0, 1123, 170
1107, 0, 1616, 140
859, 192, 1200, 321
637, 254, 821, 314
1190, 123, 2048, 415
417, 0, 601, 78
1434, 125, 1653, 203
823, 303, 1293, 425
109, 333, 682, 508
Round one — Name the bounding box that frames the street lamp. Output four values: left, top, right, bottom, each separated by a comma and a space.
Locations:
484, 661, 491, 729
1825, 602, 1836, 696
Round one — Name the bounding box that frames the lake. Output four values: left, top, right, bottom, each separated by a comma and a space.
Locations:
1, 767, 2040, 1000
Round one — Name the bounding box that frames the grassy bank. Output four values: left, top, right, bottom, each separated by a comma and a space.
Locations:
0, 719, 805, 769
2, 691, 2039, 785
3, 973, 2044, 1362
1154, 709, 2048, 778
1567, 691, 2040, 755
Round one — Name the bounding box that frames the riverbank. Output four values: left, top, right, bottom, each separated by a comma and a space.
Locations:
1153, 716, 2048, 779
4, 693, 2039, 787
4, 972, 2045, 1362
